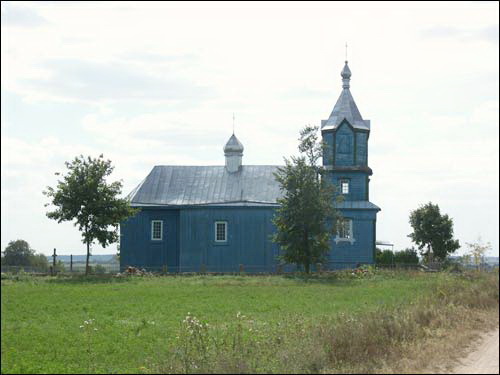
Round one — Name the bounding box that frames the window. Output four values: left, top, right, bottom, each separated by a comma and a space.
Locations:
151, 220, 163, 240
215, 221, 227, 242
337, 219, 353, 240
341, 180, 349, 194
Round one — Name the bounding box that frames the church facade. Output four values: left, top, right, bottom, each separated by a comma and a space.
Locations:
120, 61, 380, 272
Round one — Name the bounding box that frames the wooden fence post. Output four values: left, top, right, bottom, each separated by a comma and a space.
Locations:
70, 254, 73, 273
239, 264, 244, 274
162, 264, 167, 275
52, 248, 57, 275
277, 264, 283, 274
200, 264, 206, 274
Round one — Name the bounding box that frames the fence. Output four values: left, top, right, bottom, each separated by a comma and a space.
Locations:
1, 263, 120, 275
375, 263, 422, 270
2, 261, 495, 276
1, 262, 369, 275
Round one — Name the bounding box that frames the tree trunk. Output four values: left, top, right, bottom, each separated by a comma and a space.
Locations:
304, 229, 310, 274
85, 239, 90, 276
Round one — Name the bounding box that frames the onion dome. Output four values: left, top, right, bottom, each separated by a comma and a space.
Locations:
223, 134, 244, 155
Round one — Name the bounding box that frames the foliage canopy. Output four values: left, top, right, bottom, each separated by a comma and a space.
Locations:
272, 125, 342, 273
2, 239, 49, 270
408, 202, 460, 262
44, 155, 139, 275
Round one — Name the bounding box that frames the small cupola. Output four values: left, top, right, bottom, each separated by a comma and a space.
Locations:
341, 60, 351, 88
223, 134, 244, 173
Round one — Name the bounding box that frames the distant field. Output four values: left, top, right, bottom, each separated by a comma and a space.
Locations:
1, 271, 498, 373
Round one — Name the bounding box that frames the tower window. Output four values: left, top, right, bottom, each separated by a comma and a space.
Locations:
341, 180, 349, 194
215, 221, 227, 242
337, 219, 353, 239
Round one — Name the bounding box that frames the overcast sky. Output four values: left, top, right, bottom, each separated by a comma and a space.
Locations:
2, 1, 499, 257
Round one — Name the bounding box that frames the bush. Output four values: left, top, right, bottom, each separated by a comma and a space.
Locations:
393, 248, 419, 265
93, 264, 107, 274
30, 254, 50, 271
375, 248, 394, 265
58, 260, 66, 272
376, 248, 419, 266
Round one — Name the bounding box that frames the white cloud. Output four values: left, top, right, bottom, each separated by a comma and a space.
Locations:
421, 24, 499, 44
1, 2, 48, 28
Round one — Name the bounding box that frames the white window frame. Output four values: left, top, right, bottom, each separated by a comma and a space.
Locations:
341, 180, 349, 194
214, 221, 228, 242
151, 220, 163, 241
335, 218, 355, 244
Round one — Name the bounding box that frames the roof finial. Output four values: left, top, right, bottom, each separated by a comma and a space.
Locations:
341, 58, 351, 89
232, 113, 235, 134
345, 42, 348, 61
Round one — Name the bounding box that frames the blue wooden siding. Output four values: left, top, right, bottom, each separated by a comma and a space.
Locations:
328, 171, 368, 201
120, 205, 376, 272
322, 132, 334, 165
355, 132, 368, 166
334, 123, 354, 166
330, 209, 377, 266
179, 207, 280, 273
120, 208, 179, 271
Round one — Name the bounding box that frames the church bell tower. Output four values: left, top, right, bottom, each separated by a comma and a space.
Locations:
321, 60, 380, 265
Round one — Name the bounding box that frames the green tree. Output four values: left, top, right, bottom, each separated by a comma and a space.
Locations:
272, 125, 342, 273
2, 240, 50, 270
31, 253, 50, 271
2, 240, 35, 266
408, 202, 460, 262
466, 236, 491, 271
44, 155, 139, 275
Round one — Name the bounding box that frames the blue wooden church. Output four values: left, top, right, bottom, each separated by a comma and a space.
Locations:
120, 61, 380, 272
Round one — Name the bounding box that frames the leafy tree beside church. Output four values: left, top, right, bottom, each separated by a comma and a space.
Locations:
272, 126, 343, 273
408, 202, 460, 262
44, 155, 139, 275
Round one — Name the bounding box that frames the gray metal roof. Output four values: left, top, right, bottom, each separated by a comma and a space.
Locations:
321, 61, 370, 131
336, 200, 380, 210
127, 164, 380, 210
128, 165, 283, 206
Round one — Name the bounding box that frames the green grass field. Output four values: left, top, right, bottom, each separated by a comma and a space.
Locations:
1, 271, 497, 373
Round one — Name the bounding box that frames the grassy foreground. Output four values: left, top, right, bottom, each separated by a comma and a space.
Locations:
1, 270, 498, 373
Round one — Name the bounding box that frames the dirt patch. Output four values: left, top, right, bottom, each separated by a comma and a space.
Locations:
450, 328, 499, 374
375, 309, 499, 374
